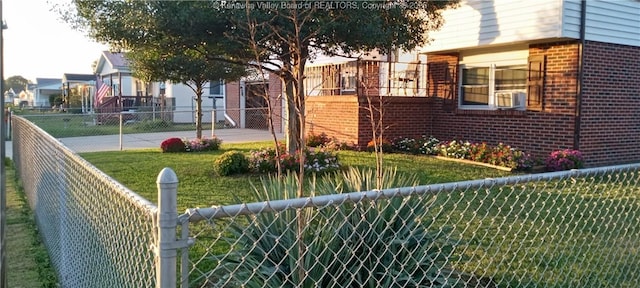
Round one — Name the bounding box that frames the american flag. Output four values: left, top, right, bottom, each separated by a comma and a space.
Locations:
95, 77, 110, 105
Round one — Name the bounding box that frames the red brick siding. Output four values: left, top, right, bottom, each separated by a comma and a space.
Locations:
356, 96, 431, 146
578, 41, 640, 166
225, 72, 283, 132
225, 81, 241, 126
268, 76, 284, 133
306, 96, 360, 146
426, 41, 580, 160
302, 40, 640, 167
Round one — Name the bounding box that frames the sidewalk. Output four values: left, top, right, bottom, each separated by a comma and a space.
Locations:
5, 128, 283, 157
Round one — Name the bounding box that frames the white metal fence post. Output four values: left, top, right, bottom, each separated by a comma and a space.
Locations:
211, 110, 215, 137
119, 112, 124, 151
156, 168, 179, 288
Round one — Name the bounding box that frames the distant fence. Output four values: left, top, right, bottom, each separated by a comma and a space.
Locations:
11, 114, 640, 287
16, 107, 281, 152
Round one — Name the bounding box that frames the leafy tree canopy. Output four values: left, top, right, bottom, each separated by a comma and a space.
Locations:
4, 75, 31, 93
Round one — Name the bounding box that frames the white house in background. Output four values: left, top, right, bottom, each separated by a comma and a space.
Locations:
94, 50, 226, 123
19, 78, 62, 108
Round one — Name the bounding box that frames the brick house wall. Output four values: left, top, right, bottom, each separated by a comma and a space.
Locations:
578, 41, 640, 166
225, 73, 283, 133
298, 40, 640, 167
267, 77, 284, 133
225, 80, 241, 127
306, 96, 360, 146
305, 96, 431, 148
426, 41, 581, 160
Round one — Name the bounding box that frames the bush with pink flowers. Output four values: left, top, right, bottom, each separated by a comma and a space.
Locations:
160, 136, 221, 153
545, 149, 584, 171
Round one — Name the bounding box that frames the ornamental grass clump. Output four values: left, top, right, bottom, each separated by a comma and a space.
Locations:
160, 137, 186, 153
209, 167, 458, 287
545, 149, 584, 171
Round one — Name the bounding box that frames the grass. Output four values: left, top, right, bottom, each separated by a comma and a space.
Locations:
80, 141, 512, 211
78, 143, 640, 287
6, 160, 58, 287
16, 110, 216, 138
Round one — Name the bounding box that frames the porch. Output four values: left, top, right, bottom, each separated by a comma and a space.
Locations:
303, 59, 456, 148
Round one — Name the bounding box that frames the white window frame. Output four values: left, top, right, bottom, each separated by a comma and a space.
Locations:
459, 63, 527, 110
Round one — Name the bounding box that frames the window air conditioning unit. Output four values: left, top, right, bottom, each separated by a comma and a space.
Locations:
495, 91, 525, 108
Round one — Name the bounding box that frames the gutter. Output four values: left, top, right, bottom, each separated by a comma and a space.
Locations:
574, 0, 587, 150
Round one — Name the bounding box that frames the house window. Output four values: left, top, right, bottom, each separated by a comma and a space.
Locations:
341, 73, 357, 91
209, 80, 224, 95
461, 65, 527, 108
341, 62, 357, 92
460, 56, 545, 111
461, 67, 490, 105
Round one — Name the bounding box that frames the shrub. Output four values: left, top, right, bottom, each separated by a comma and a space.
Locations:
186, 137, 222, 152
306, 132, 331, 147
366, 138, 393, 153
248, 144, 341, 174
438, 140, 472, 159
392, 135, 441, 155
545, 149, 584, 171
304, 149, 341, 173
248, 144, 286, 173
160, 137, 186, 153
213, 150, 249, 176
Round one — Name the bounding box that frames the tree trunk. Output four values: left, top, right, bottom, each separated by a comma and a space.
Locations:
195, 85, 203, 139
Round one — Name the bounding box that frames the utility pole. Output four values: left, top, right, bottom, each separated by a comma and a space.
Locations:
0, 0, 7, 286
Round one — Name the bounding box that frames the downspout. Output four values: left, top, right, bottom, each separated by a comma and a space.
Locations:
573, 0, 587, 150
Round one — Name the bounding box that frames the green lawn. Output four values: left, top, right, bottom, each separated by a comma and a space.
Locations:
78, 143, 640, 287
80, 141, 512, 211
17, 111, 213, 138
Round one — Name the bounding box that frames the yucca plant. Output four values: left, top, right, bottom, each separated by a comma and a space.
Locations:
207, 168, 460, 287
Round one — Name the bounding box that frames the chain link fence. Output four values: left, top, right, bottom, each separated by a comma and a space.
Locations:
14, 107, 280, 152
11, 116, 159, 287
179, 165, 640, 287
11, 112, 640, 287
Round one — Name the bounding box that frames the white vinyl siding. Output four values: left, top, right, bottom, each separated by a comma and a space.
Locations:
422, 0, 564, 53
423, 0, 639, 53
584, 0, 640, 46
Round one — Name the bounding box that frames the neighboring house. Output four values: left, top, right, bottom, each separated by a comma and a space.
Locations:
3, 88, 17, 106
30, 78, 62, 108
225, 68, 284, 133
95, 51, 231, 124
304, 0, 640, 167
62, 73, 97, 113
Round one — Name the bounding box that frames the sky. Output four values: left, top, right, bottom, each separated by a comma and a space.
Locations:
3, 0, 109, 83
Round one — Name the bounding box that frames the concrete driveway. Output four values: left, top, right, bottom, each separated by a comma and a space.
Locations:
5, 128, 283, 157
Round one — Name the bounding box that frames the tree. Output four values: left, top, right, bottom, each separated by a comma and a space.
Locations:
66, 1, 246, 138
222, 1, 459, 199
4, 75, 30, 93
66, 0, 459, 170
